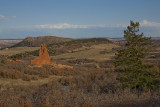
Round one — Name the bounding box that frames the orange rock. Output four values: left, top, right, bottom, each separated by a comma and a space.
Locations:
56, 64, 73, 69
16, 60, 24, 62
27, 64, 43, 68
27, 65, 32, 68
29, 44, 73, 69
31, 44, 50, 65
7, 59, 24, 63
7, 59, 15, 63
50, 61, 57, 67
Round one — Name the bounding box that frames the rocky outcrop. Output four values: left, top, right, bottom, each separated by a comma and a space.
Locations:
30, 44, 73, 69
31, 44, 50, 65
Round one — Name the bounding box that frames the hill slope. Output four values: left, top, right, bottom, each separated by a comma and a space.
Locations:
47, 38, 112, 55
13, 36, 72, 47
9, 38, 112, 59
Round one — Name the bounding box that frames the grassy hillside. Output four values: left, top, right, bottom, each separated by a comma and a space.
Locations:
52, 44, 118, 62
13, 36, 72, 47
0, 38, 160, 106
47, 38, 112, 55
0, 47, 40, 56
9, 38, 112, 59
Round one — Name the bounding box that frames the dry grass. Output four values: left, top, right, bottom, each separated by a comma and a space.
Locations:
0, 75, 62, 89
0, 42, 159, 106
0, 47, 40, 56
52, 44, 119, 62
1, 69, 159, 107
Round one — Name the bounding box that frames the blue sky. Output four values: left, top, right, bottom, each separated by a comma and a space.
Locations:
0, 0, 160, 39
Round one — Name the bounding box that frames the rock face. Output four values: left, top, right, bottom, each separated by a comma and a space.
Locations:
31, 44, 50, 65
30, 43, 73, 69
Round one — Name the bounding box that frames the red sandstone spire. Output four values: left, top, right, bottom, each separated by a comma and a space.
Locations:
31, 44, 50, 65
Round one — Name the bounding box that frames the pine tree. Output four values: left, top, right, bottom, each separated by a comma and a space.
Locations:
114, 21, 160, 91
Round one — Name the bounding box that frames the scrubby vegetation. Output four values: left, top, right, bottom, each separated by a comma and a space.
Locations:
1, 55, 160, 106
9, 50, 39, 60
0, 49, 160, 106
0, 24, 160, 106
47, 38, 112, 55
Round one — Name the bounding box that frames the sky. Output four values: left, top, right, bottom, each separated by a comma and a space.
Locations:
0, 0, 160, 39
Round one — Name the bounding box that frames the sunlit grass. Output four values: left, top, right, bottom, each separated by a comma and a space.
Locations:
52, 44, 119, 62
0, 47, 40, 56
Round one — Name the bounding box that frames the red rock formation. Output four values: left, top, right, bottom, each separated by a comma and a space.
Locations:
7, 59, 15, 63
29, 43, 73, 69
31, 44, 50, 65
7, 59, 24, 63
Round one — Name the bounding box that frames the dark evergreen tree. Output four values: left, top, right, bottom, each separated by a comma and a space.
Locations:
114, 21, 160, 91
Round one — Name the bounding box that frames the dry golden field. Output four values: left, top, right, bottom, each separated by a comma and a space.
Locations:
0, 40, 159, 106
0, 47, 40, 56
52, 44, 118, 61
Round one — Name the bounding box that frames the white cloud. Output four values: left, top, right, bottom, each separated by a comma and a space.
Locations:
12, 16, 17, 18
141, 20, 160, 27
0, 14, 17, 20
36, 23, 126, 29
0, 14, 8, 20
36, 23, 102, 29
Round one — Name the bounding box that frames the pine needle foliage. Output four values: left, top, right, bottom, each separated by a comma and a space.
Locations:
114, 21, 160, 92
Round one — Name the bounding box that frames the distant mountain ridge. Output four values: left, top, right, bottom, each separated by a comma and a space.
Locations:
13, 36, 73, 47
0, 40, 22, 49
151, 37, 160, 41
